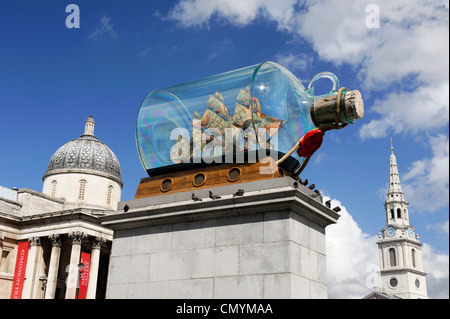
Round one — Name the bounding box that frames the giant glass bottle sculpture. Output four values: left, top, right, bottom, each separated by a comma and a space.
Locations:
136, 62, 364, 176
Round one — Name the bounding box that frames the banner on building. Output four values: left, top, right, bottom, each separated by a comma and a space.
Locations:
10, 241, 29, 299
78, 251, 90, 299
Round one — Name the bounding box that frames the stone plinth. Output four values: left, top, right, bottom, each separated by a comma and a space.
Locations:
101, 177, 339, 299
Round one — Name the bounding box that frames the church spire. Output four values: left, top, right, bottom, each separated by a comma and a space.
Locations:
388, 138, 404, 197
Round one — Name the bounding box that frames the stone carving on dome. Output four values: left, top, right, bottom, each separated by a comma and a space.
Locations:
45, 137, 121, 181
94, 142, 106, 170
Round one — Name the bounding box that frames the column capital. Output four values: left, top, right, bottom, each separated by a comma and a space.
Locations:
69, 231, 86, 245
92, 236, 106, 250
29, 236, 41, 247
48, 234, 62, 247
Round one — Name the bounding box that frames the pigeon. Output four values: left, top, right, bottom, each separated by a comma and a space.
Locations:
293, 181, 299, 189
332, 206, 341, 212
308, 184, 316, 190
310, 193, 320, 198
325, 200, 331, 208
301, 179, 308, 186
314, 189, 321, 195
123, 204, 129, 212
209, 191, 221, 200
192, 193, 202, 202
233, 189, 245, 197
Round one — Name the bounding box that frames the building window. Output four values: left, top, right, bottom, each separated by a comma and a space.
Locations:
78, 180, 87, 201
389, 248, 397, 267
51, 180, 57, 198
390, 209, 394, 219
397, 208, 401, 218
411, 249, 417, 268
415, 278, 420, 288
106, 185, 113, 206
389, 277, 398, 288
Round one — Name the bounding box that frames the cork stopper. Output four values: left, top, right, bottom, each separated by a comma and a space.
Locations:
344, 90, 364, 121
310, 89, 364, 127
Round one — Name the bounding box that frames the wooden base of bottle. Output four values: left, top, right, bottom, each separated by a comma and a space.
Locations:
134, 162, 289, 199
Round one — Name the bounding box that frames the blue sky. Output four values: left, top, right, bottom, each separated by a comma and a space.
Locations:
0, 1, 448, 298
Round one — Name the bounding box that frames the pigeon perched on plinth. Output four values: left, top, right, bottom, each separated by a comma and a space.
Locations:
209, 191, 221, 200
233, 189, 245, 197
192, 193, 202, 202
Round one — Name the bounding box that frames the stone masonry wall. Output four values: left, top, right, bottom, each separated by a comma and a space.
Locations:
106, 210, 328, 299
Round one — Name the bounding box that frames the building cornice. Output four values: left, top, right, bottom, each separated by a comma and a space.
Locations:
101, 177, 340, 231
380, 268, 427, 277
0, 208, 110, 230
377, 237, 422, 247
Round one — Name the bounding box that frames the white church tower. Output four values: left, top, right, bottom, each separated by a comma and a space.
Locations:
376, 139, 428, 298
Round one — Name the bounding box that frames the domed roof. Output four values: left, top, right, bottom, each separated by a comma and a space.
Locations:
43, 116, 122, 185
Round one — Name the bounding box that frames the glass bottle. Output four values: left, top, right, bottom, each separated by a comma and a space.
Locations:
136, 62, 363, 175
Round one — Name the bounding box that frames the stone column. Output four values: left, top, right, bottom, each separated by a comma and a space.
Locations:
44, 234, 61, 299
21, 237, 41, 299
398, 244, 404, 268
86, 237, 105, 299
65, 231, 86, 299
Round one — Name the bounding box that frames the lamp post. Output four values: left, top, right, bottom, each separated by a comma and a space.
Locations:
76, 262, 85, 298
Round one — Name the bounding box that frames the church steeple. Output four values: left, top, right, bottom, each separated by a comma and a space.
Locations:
384, 138, 409, 226
376, 139, 428, 299
388, 138, 404, 195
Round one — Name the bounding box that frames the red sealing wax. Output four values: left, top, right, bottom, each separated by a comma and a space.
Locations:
297, 129, 324, 157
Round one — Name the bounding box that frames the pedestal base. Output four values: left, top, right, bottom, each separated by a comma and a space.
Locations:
102, 177, 340, 299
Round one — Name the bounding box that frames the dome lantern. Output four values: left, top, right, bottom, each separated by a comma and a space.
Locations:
83, 115, 96, 137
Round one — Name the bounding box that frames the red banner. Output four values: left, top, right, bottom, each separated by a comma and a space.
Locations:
78, 252, 90, 299
10, 241, 29, 299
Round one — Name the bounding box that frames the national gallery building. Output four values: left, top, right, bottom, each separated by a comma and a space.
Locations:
0, 116, 122, 299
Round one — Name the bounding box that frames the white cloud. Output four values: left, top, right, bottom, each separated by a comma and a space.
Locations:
167, 0, 449, 91
426, 220, 449, 236
295, 0, 449, 86
294, 0, 375, 66
324, 197, 379, 298
88, 15, 117, 40
273, 52, 314, 74
167, 0, 297, 30
359, 82, 449, 140
422, 243, 450, 299
401, 134, 449, 213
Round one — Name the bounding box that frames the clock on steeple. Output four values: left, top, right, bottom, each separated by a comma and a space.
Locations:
376, 139, 428, 299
